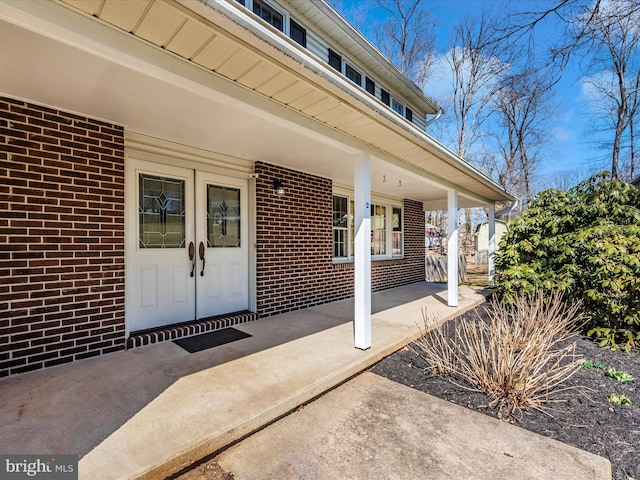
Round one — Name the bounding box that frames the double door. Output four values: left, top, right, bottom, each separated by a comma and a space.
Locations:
126, 159, 249, 332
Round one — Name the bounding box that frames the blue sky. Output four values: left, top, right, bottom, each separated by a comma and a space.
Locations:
332, 0, 601, 189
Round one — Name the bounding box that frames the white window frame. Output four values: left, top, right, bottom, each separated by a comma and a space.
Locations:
391, 206, 403, 256
391, 96, 405, 116
332, 190, 404, 262
344, 63, 363, 87
238, 0, 291, 36
332, 194, 349, 259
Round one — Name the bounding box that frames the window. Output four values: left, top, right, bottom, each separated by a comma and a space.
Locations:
345, 64, 362, 86
365, 77, 375, 95
392, 207, 403, 256
405, 107, 413, 123
236, 0, 245, 5
290, 19, 306, 47
252, 0, 283, 31
371, 204, 386, 255
328, 49, 342, 72
332, 195, 402, 259
391, 97, 404, 116
380, 89, 390, 106
333, 195, 349, 258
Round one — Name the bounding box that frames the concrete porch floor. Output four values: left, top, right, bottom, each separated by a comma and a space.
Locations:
0, 282, 610, 479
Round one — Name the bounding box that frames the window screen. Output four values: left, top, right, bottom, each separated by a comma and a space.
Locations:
345, 64, 362, 86
253, 0, 283, 31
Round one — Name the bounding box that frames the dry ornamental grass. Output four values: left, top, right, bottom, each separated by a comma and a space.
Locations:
413, 290, 585, 418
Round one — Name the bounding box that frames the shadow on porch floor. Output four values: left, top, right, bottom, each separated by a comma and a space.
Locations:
0, 282, 488, 479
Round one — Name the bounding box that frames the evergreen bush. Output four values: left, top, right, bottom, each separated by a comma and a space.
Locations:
494, 172, 640, 351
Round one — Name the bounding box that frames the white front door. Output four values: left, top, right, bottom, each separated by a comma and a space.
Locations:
195, 171, 249, 318
126, 159, 249, 332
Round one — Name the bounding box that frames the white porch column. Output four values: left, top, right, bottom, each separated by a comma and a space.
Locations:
354, 152, 371, 349
447, 190, 458, 307
488, 203, 496, 286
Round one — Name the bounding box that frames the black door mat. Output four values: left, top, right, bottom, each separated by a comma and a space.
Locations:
174, 327, 251, 354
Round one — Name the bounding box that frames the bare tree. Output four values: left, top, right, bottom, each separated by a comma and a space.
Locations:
372, 0, 437, 89
500, 0, 640, 180
492, 68, 555, 203
542, 165, 601, 191
443, 12, 511, 234
446, 12, 510, 161
578, 0, 640, 179
327, 0, 370, 31
629, 109, 637, 179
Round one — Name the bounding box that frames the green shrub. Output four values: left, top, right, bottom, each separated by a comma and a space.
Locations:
494, 172, 640, 351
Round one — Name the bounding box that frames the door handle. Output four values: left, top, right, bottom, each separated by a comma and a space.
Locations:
188, 241, 196, 277
199, 241, 205, 277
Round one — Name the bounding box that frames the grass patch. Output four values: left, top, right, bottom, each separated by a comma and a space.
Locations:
608, 393, 632, 405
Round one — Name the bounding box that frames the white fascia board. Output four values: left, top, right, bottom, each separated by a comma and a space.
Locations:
184, 1, 516, 204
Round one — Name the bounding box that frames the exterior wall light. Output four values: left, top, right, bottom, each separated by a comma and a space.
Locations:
273, 179, 285, 196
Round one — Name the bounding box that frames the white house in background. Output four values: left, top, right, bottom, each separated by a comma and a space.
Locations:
474, 220, 509, 263
0, 0, 514, 378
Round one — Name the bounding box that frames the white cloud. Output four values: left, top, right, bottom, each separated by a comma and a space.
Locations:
552, 126, 570, 141
423, 54, 453, 102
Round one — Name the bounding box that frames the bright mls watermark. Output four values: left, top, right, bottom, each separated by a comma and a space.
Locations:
1, 455, 77, 479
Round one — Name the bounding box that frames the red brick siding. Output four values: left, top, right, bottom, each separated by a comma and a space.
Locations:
0, 97, 125, 377
255, 162, 425, 316
255, 162, 335, 316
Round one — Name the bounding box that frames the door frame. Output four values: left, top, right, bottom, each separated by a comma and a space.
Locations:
124, 132, 257, 337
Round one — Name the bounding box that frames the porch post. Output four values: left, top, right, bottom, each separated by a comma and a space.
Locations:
447, 190, 458, 307
488, 203, 496, 286
354, 152, 371, 349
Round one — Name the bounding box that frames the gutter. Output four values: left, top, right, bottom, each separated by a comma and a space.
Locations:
424, 107, 444, 128
190, 0, 515, 202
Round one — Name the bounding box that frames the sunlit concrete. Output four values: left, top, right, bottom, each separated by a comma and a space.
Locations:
0, 283, 487, 479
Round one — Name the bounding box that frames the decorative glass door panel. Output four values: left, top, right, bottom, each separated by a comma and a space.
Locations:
139, 174, 186, 248
207, 185, 241, 248
126, 162, 195, 332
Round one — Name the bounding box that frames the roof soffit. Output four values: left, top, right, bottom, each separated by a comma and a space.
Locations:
50, 0, 512, 203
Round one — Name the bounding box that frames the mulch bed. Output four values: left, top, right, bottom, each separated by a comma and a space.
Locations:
371, 304, 639, 480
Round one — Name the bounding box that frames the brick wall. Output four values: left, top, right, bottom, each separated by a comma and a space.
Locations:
0, 97, 126, 377
255, 162, 335, 316
255, 162, 425, 317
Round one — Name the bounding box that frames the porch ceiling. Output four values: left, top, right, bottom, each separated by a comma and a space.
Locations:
0, 0, 514, 209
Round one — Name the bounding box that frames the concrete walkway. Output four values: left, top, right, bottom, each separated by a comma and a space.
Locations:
0, 283, 610, 479
215, 372, 610, 480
